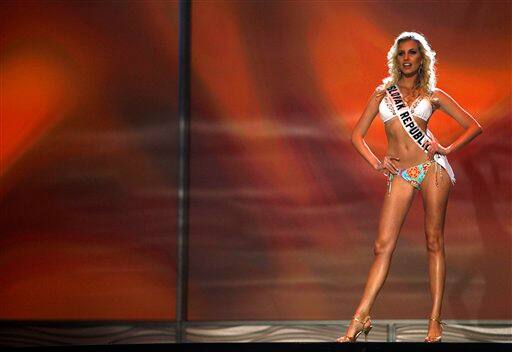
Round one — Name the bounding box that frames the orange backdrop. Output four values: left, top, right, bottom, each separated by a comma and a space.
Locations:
0, 1, 510, 320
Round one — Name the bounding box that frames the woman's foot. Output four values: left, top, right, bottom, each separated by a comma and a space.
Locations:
424, 317, 446, 342
335, 314, 372, 342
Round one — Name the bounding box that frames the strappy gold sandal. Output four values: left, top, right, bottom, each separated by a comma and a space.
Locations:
424, 316, 447, 343
335, 315, 372, 343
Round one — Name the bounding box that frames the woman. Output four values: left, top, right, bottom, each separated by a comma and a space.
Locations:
336, 32, 482, 343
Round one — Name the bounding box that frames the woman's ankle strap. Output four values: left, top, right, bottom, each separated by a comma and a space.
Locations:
353, 315, 371, 323
429, 317, 447, 325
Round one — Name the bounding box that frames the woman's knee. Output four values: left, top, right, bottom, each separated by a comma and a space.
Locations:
373, 239, 396, 256
425, 230, 444, 253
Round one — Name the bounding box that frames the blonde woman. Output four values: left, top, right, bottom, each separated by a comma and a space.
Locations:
336, 32, 482, 343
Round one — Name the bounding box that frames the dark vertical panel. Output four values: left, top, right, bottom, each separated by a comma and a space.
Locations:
176, 0, 191, 343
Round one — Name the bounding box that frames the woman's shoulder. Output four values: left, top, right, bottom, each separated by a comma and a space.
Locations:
431, 87, 449, 98
427, 87, 448, 109
429, 87, 457, 110
371, 82, 390, 104
374, 83, 386, 95
372, 79, 396, 98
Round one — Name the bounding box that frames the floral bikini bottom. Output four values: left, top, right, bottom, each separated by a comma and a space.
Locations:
387, 160, 441, 195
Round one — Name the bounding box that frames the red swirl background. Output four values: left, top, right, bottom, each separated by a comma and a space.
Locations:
0, 1, 510, 320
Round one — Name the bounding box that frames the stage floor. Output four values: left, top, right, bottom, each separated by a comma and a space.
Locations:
7, 342, 512, 352
0, 320, 510, 347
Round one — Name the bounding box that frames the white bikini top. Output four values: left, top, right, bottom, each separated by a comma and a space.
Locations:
379, 94, 433, 123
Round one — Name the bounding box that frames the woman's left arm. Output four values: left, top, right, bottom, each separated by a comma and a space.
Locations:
426, 88, 483, 158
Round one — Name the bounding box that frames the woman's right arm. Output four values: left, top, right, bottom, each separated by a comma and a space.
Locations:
351, 87, 398, 175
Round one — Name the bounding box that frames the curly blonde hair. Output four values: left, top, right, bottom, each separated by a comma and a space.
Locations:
382, 31, 437, 95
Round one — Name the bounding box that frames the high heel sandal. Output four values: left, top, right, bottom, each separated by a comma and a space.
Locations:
335, 315, 372, 343
424, 316, 447, 343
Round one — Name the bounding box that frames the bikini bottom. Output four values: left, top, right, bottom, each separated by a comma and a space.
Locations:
387, 160, 442, 195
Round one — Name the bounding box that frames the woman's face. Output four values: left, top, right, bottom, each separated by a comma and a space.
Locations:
396, 39, 422, 76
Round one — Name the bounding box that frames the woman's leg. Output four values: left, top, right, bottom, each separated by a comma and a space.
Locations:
342, 175, 416, 338
421, 165, 451, 338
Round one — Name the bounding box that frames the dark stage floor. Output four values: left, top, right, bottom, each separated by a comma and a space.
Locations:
8, 343, 512, 352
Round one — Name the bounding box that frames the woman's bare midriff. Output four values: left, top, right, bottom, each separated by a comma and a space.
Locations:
384, 115, 430, 170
